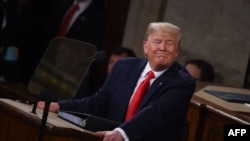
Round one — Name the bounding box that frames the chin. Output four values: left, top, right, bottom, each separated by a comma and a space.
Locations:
156, 58, 167, 63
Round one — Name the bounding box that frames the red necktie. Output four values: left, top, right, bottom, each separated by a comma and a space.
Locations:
125, 71, 155, 121
58, 3, 79, 36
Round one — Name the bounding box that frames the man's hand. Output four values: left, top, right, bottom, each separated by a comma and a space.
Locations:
95, 130, 124, 141
37, 101, 60, 113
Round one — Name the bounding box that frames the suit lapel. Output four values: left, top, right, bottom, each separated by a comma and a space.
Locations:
122, 59, 148, 103
139, 62, 179, 108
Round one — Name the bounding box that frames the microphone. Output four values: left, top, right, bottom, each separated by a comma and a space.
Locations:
94, 51, 107, 63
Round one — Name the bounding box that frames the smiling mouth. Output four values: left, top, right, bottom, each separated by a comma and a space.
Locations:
155, 53, 167, 57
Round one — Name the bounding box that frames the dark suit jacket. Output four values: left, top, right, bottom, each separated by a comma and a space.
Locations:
34, 0, 106, 60
59, 58, 196, 141
32, 0, 106, 97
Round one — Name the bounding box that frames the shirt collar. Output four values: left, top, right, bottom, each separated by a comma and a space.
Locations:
142, 62, 168, 79
74, 0, 92, 9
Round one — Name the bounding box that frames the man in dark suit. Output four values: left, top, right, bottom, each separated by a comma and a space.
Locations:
35, 0, 106, 51
33, 0, 106, 97
38, 22, 196, 141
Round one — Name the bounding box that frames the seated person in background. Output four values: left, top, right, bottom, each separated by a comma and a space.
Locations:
185, 59, 215, 82
107, 47, 136, 74
37, 22, 196, 141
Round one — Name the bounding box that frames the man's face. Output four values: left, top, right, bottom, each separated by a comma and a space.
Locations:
185, 63, 201, 81
107, 53, 128, 74
143, 32, 179, 71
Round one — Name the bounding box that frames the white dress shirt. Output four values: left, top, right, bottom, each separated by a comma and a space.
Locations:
116, 62, 167, 141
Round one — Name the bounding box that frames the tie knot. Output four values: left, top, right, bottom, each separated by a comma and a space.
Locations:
147, 71, 155, 79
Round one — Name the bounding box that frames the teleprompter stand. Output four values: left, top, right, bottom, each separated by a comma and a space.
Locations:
27, 37, 97, 141
31, 91, 59, 141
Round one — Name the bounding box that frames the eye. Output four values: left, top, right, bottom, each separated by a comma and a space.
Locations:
152, 40, 161, 45
165, 40, 174, 46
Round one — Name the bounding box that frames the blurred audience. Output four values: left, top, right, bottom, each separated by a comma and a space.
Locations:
34, 0, 106, 63
185, 59, 215, 83
0, 0, 53, 83
107, 47, 136, 74
0, 0, 107, 95
34, 0, 107, 99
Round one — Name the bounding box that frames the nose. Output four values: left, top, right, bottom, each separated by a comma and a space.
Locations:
159, 42, 166, 51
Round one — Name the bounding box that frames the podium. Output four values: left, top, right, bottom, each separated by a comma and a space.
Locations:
1, 81, 250, 141
0, 98, 102, 141
186, 82, 250, 141
0, 82, 36, 104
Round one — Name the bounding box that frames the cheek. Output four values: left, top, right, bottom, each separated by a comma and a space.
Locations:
144, 43, 156, 53
168, 48, 179, 58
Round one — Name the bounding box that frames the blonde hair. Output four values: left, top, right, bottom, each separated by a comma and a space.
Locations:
144, 22, 182, 48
